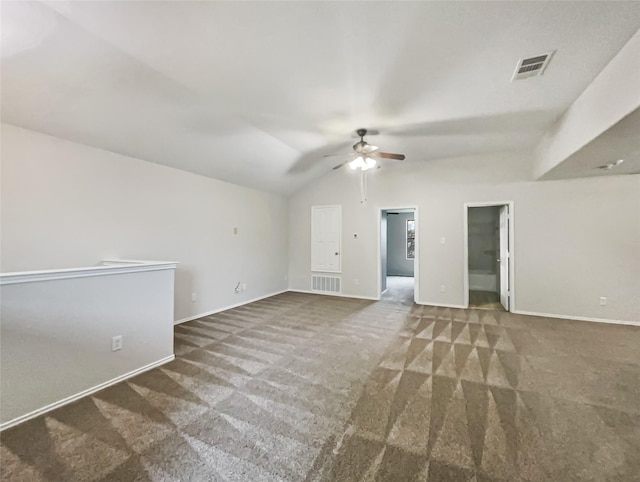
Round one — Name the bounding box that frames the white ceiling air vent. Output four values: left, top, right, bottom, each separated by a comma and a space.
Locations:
511, 51, 555, 81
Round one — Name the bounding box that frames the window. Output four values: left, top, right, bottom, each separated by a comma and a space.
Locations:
406, 219, 415, 259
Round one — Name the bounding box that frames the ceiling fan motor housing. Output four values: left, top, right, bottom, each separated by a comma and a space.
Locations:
354, 129, 369, 152
353, 140, 368, 152
329, 128, 405, 169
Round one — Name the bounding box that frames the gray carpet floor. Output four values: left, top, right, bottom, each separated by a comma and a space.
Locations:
1, 292, 639, 481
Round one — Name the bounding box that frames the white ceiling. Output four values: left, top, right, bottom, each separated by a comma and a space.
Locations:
2, 1, 640, 194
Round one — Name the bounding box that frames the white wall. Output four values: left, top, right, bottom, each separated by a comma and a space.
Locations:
380, 213, 387, 291
1, 262, 175, 427
289, 153, 640, 323
1, 124, 289, 322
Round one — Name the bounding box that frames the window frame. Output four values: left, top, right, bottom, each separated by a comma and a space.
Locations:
406, 219, 415, 260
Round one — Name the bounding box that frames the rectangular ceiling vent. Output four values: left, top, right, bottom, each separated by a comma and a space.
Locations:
512, 51, 555, 81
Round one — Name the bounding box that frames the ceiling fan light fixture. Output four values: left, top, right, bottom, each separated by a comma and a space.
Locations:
328, 129, 404, 171
364, 144, 379, 153
349, 156, 365, 170
349, 156, 377, 171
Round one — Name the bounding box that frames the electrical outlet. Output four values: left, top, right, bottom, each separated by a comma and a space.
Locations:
233, 227, 238, 235
111, 335, 123, 352
354, 279, 359, 285
600, 297, 607, 306
191, 292, 197, 302
440, 285, 446, 292
441, 237, 446, 244
284, 274, 288, 281
242, 283, 247, 291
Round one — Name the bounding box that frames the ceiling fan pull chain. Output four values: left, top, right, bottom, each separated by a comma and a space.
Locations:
360, 170, 368, 203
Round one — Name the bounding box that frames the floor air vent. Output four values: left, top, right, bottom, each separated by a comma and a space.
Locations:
512, 51, 554, 81
312, 275, 341, 294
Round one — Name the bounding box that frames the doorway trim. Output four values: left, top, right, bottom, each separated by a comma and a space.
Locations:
377, 205, 419, 303
463, 201, 515, 311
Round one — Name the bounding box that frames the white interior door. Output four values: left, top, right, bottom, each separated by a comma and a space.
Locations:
380, 212, 387, 293
311, 206, 341, 272
499, 205, 510, 310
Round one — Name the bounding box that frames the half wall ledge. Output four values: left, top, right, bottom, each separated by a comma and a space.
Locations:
0, 259, 177, 429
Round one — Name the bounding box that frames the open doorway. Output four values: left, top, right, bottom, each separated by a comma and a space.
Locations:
380, 208, 416, 305
464, 203, 513, 311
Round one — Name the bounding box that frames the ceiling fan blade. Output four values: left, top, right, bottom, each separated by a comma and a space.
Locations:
371, 152, 405, 160
332, 162, 348, 170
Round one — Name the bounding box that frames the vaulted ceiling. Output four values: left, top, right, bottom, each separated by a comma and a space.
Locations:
2, 1, 640, 194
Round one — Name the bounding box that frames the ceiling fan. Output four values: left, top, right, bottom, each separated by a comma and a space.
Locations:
325, 129, 406, 171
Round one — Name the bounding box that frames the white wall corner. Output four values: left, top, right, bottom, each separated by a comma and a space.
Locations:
534, 29, 640, 179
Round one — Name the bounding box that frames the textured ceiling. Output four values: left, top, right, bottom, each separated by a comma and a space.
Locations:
2, 1, 640, 194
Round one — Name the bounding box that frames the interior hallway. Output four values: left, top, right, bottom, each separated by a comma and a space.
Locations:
2, 292, 639, 481
381, 275, 415, 306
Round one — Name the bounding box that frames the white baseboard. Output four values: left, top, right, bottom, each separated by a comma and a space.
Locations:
0, 354, 175, 431
174, 289, 289, 325
176, 291, 639, 329
511, 309, 640, 327
416, 300, 467, 309
288, 289, 380, 301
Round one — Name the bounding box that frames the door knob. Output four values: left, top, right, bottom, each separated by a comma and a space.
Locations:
335, 252, 339, 256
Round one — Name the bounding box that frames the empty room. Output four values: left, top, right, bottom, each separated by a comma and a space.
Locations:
1, 1, 639, 481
